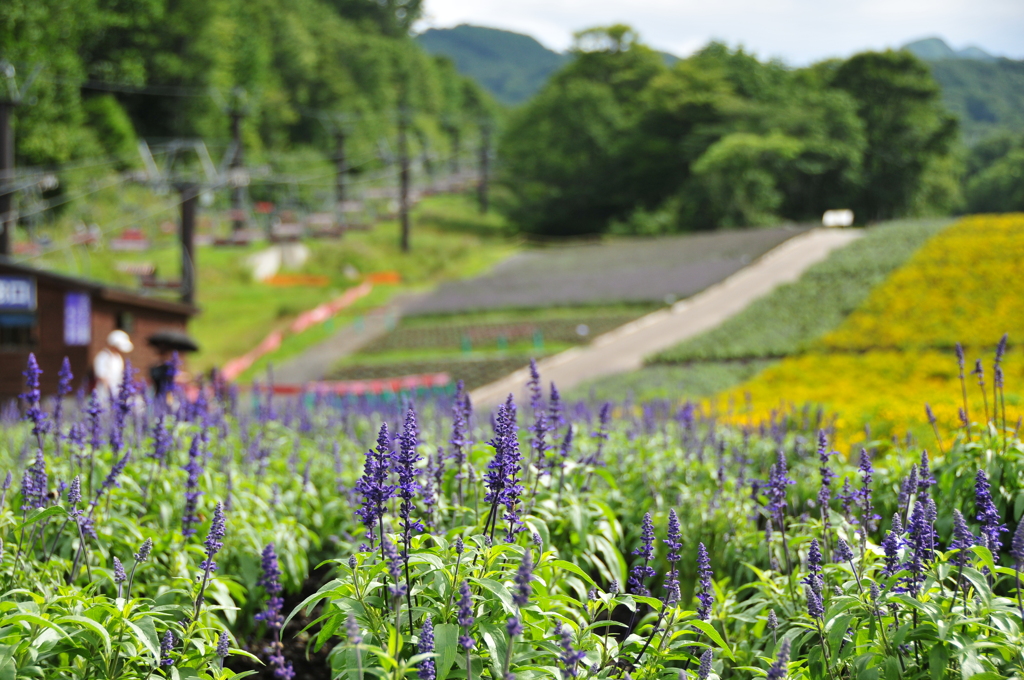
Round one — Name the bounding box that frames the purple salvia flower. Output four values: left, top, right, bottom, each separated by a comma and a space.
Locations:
803, 539, 822, 589
839, 478, 854, 522
881, 513, 904, 577
856, 449, 880, 533
457, 580, 475, 649
558, 627, 585, 679
54, 357, 73, 437
664, 509, 682, 603
507, 615, 523, 637
549, 382, 564, 429
975, 470, 1006, 553
1010, 519, 1024, 568
181, 436, 204, 537
160, 630, 176, 666
698, 649, 712, 680
500, 398, 525, 542
628, 512, 656, 596
110, 360, 136, 454
199, 502, 226, 572
418, 615, 436, 680
392, 408, 424, 547
150, 415, 171, 464
766, 450, 794, 521
86, 391, 103, 451
588, 402, 612, 467
918, 451, 935, 493
134, 537, 153, 563
113, 557, 127, 583
834, 538, 853, 563
527, 360, 549, 469
902, 495, 933, 595
355, 423, 395, 547
21, 354, 48, 446
21, 449, 47, 515
766, 638, 790, 680
513, 550, 533, 607
949, 509, 974, 567
382, 536, 406, 598
96, 451, 130, 503
805, 583, 824, 619
767, 609, 778, 631
217, 631, 230, 658
696, 542, 714, 621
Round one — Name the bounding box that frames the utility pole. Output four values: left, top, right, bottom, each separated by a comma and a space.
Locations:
0, 99, 15, 257
177, 183, 199, 306
334, 128, 347, 207
227, 87, 247, 234
478, 119, 491, 214
0, 62, 36, 257
398, 106, 411, 252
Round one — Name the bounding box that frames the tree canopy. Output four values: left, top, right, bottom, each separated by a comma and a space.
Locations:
499, 28, 960, 236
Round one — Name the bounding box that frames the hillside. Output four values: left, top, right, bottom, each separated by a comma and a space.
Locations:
903, 37, 1024, 143
417, 24, 678, 105
416, 25, 569, 105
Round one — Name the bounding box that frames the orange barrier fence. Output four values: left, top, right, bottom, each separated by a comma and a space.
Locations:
267, 372, 451, 396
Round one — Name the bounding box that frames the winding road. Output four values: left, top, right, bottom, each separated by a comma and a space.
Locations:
469, 228, 863, 409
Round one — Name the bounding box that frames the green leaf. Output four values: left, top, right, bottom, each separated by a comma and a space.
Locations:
547, 561, 598, 589
827, 614, 853, 656
434, 623, 459, 680
473, 578, 515, 615
55, 615, 111, 655
125, 617, 161, 660
689, 621, 733, 660
16, 506, 67, 530
929, 643, 948, 680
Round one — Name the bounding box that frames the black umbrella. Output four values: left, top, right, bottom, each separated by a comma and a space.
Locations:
147, 329, 200, 352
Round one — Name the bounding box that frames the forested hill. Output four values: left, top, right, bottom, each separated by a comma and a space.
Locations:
417, 25, 679, 105
1, 0, 496, 170
903, 38, 1024, 144
417, 25, 569, 105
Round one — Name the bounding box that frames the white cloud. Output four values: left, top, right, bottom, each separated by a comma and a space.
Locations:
417, 0, 1024, 64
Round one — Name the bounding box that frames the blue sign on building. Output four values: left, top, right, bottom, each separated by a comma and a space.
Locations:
64, 291, 92, 346
0, 276, 36, 312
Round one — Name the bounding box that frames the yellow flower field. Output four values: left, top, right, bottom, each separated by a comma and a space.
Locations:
720, 213, 1024, 449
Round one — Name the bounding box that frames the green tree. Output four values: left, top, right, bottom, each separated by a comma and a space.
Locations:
830, 50, 958, 221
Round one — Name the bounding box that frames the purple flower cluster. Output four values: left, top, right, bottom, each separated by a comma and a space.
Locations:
418, 615, 436, 680
20, 449, 48, 516
182, 436, 204, 538
255, 543, 286, 631
663, 509, 682, 604
355, 424, 395, 547
200, 502, 226, 572
695, 542, 714, 621
457, 579, 475, 650
513, 550, 534, 607
974, 470, 1006, 553
949, 509, 974, 568
557, 627, 585, 679
485, 396, 525, 541
21, 354, 49, 446
628, 512, 656, 596
393, 408, 424, 544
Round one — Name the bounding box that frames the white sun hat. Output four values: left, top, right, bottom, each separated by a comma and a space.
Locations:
107, 329, 134, 353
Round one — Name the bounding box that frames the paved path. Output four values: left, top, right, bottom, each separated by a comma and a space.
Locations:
275, 293, 424, 384
470, 228, 863, 409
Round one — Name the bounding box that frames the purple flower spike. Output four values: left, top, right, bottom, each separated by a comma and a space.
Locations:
457, 580, 476, 650
513, 550, 534, 607
1010, 520, 1024, 568
558, 627, 585, 679
975, 470, 1006, 553
950, 509, 974, 567
160, 630, 176, 666
200, 502, 226, 572
767, 638, 790, 679
181, 436, 204, 538
418, 615, 436, 680
696, 542, 714, 621
698, 649, 712, 680
21, 354, 49, 445
628, 513, 656, 596
355, 423, 395, 547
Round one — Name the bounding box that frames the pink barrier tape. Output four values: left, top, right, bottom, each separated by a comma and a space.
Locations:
222, 282, 374, 382
265, 372, 451, 396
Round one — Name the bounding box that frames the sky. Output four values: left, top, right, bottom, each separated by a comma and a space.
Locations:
416, 0, 1024, 65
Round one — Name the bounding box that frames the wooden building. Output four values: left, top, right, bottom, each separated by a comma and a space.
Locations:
0, 259, 197, 399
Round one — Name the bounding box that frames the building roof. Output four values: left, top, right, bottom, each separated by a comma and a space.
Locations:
0, 257, 198, 317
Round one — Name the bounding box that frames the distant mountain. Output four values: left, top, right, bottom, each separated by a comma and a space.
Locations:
903, 37, 997, 62
901, 39, 1024, 143
416, 24, 679, 106
416, 25, 569, 105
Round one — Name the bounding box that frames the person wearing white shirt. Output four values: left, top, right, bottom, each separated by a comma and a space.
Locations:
94, 329, 134, 400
